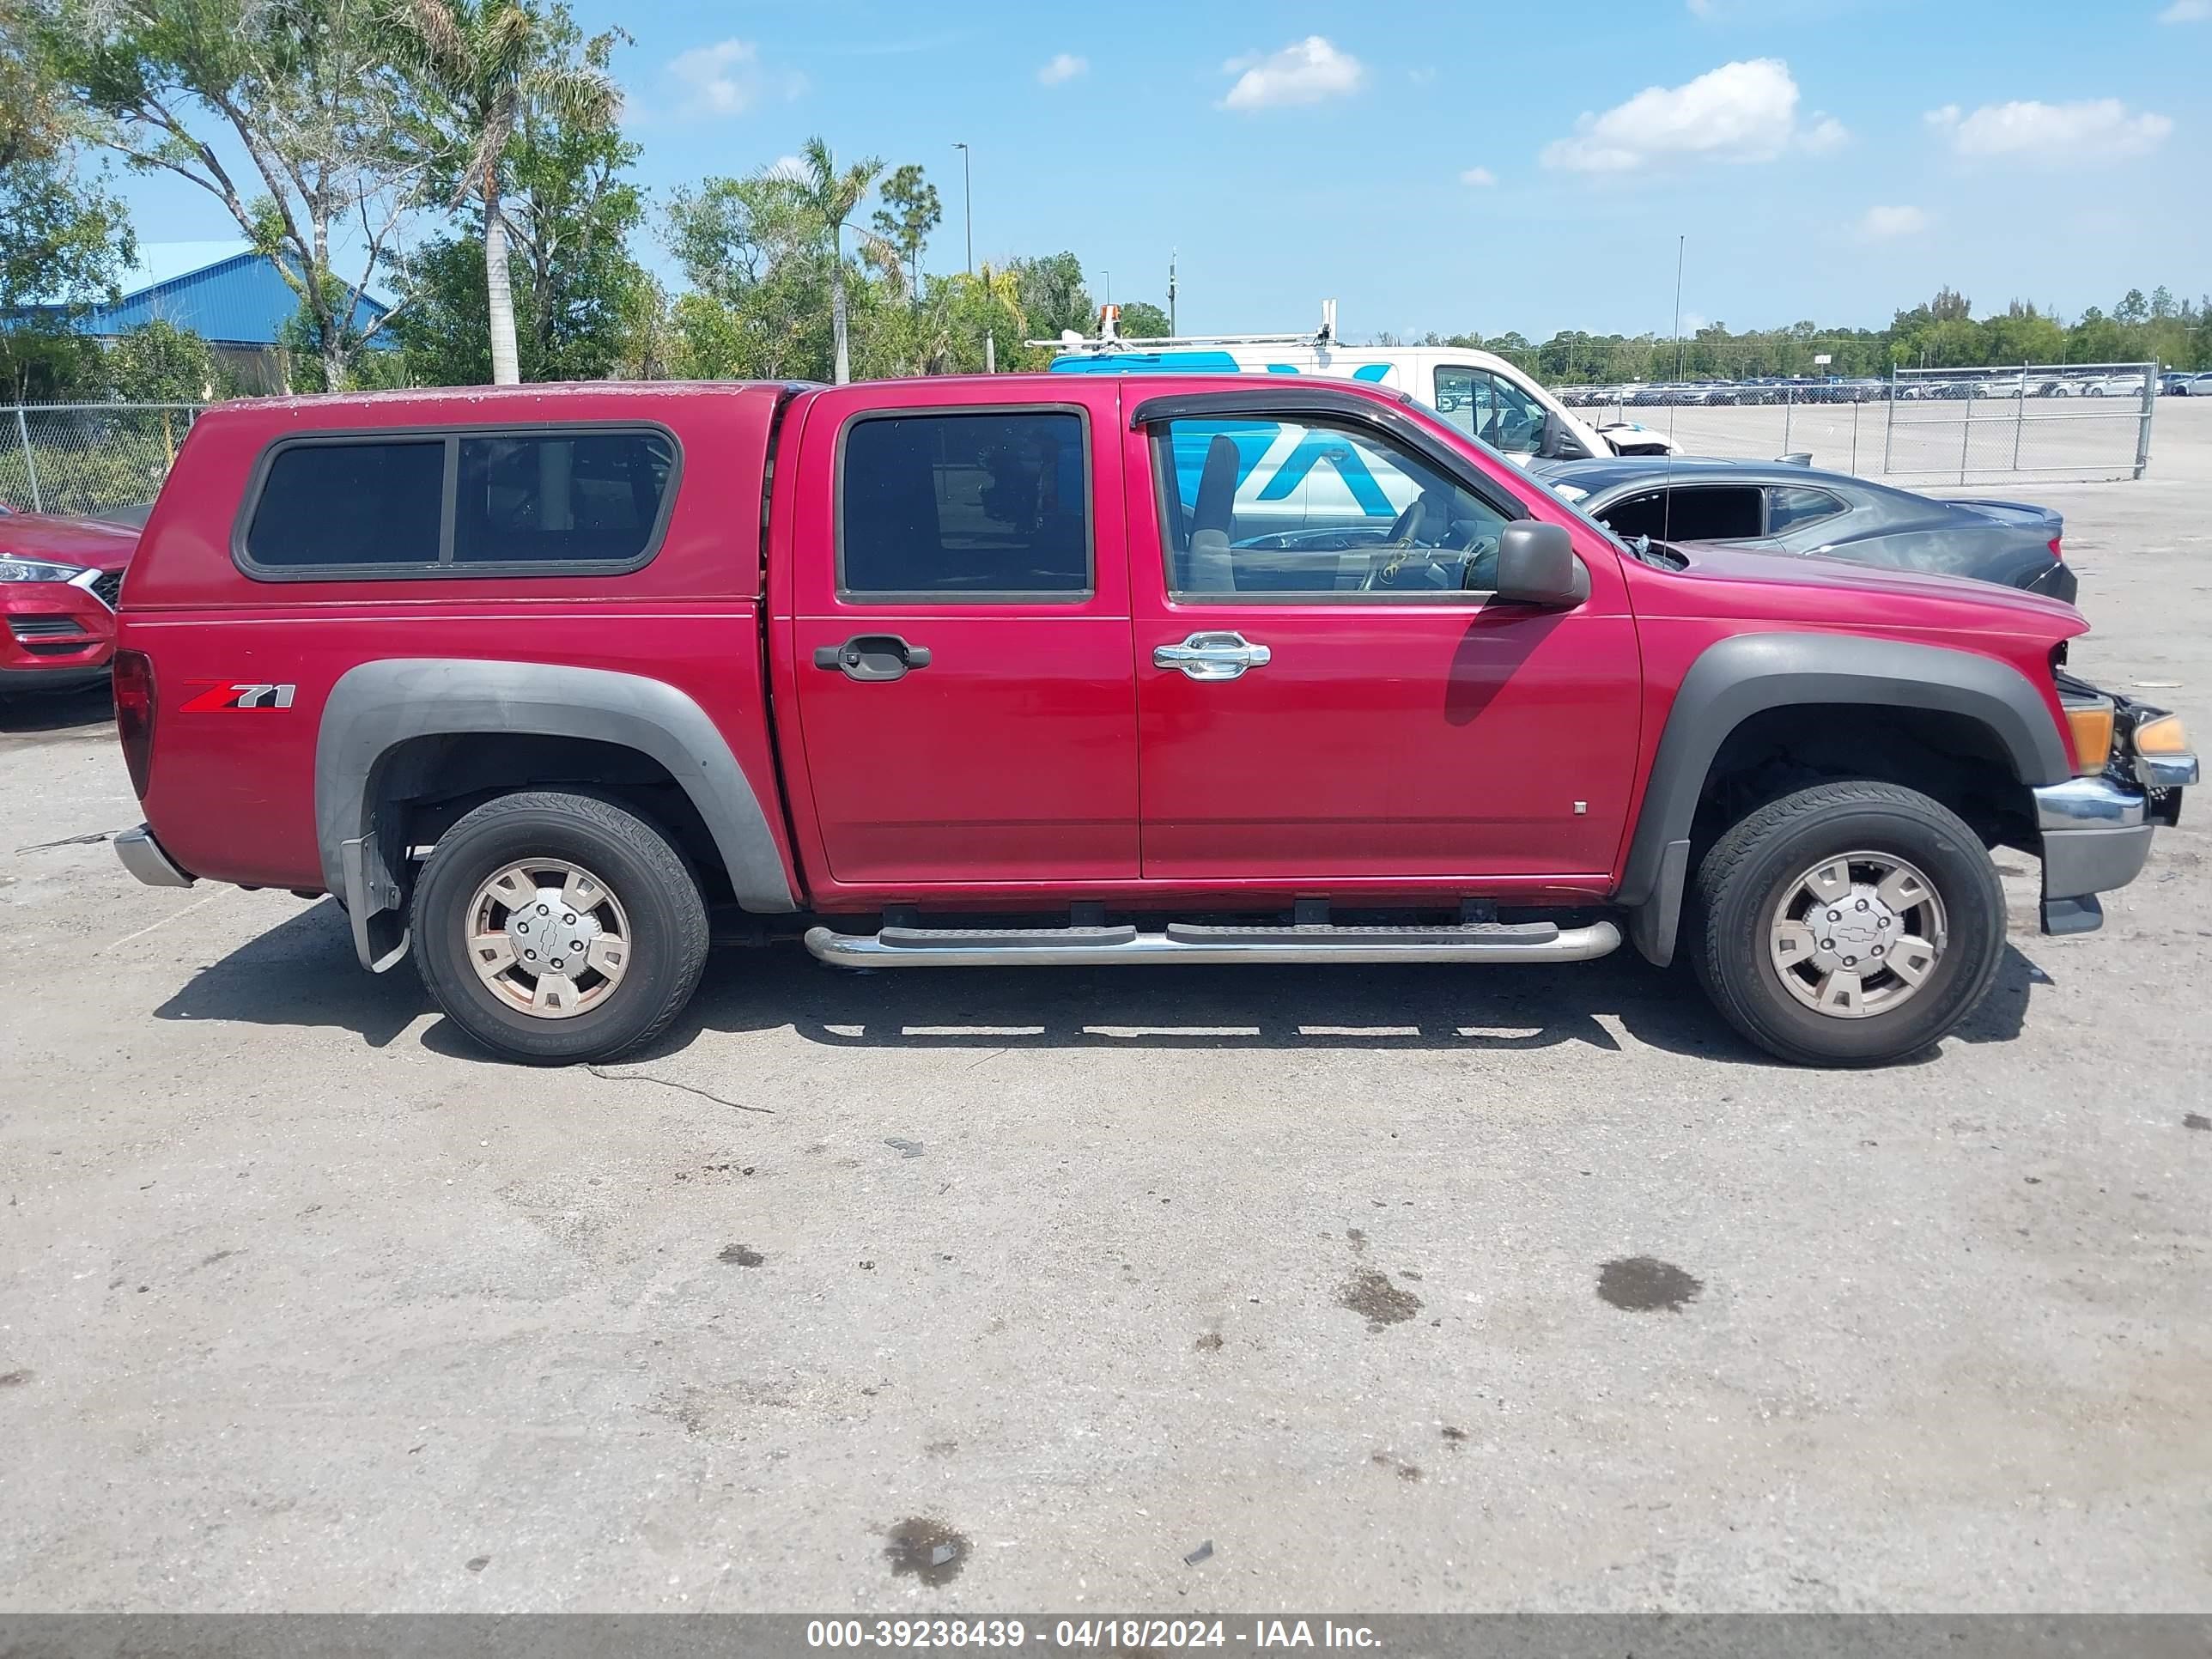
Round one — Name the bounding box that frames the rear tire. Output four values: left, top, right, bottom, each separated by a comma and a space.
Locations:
412, 791, 708, 1066
1691, 781, 2005, 1067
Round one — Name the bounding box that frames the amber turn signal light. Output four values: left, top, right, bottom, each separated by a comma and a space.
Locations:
2064, 701, 2114, 775
2132, 712, 2191, 756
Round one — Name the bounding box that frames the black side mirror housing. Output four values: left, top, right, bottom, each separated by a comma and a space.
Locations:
1492, 520, 1589, 607
1539, 410, 1593, 461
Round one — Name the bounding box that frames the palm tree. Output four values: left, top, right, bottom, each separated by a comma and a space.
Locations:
784, 137, 890, 386
393, 0, 618, 385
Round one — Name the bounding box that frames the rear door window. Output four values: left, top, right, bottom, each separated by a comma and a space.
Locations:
838, 409, 1091, 600
1597, 485, 1764, 542
1765, 484, 1849, 535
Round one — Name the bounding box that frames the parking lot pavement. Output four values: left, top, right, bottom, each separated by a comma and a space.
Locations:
3, 473, 2209, 1616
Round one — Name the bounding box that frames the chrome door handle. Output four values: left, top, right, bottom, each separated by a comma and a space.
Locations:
1153, 630, 1272, 681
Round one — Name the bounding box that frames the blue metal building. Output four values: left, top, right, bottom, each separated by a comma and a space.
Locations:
15, 240, 389, 347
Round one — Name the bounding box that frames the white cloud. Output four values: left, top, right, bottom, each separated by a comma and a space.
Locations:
1858, 204, 1930, 240
1037, 52, 1087, 86
1686, 0, 1715, 14
764, 154, 806, 181
1540, 58, 1844, 172
665, 40, 805, 118
1926, 98, 2172, 162
1459, 166, 1497, 186
1802, 113, 1848, 152
2160, 0, 2209, 20
1220, 36, 1365, 111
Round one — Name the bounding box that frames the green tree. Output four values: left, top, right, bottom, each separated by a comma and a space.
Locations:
392, 0, 620, 385
786, 137, 890, 385
1116, 300, 1170, 339
391, 18, 645, 385
665, 171, 835, 381
103, 318, 218, 401
39, 0, 423, 391
871, 162, 940, 295
1, 0, 135, 398
1008, 251, 1091, 362
0, 0, 134, 315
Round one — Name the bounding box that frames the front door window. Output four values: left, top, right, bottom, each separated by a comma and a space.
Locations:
1435, 366, 1547, 458
1153, 414, 1513, 599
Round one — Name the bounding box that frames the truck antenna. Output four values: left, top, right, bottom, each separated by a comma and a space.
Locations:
1662, 235, 1684, 545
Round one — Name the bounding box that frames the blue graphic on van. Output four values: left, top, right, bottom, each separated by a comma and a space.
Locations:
1046, 352, 1394, 384
1047, 349, 1243, 375
1159, 419, 1395, 522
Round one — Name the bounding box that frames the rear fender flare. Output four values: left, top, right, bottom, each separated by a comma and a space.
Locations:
1619, 633, 2069, 966
316, 659, 796, 970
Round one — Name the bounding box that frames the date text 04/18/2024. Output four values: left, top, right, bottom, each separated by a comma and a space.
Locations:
804, 1620, 1382, 1650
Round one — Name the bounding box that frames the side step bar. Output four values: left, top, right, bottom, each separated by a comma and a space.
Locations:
804, 918, 1622, 969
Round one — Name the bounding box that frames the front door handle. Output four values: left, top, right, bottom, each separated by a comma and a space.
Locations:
1153, 630, 1272, 682
813, 634, 933, 682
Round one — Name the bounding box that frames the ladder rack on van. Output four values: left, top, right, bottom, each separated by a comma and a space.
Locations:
1033, 299, 1339, 355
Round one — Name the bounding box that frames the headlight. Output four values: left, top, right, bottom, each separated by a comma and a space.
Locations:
0, 557, 90, 583
2059, 690, 2114, 775
2133, 712, 2191, 756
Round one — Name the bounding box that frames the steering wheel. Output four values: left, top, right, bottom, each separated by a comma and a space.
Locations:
1364, 520, 1504, 592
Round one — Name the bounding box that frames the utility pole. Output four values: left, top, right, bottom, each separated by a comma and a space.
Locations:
1169, 250, 1177, 335
1672, 234, 1686, 382
952, 143, 972, 274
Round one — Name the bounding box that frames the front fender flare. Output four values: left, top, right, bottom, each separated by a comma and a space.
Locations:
1619, 633, 2070, 966
316, 659, 796, 970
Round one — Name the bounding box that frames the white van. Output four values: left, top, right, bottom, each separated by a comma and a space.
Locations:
1040, 303, 1678, 464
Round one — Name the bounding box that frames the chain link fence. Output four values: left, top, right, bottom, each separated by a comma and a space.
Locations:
0, 404, 210, 519
1557, 365, 2154, 483
0, 373, 2166, 518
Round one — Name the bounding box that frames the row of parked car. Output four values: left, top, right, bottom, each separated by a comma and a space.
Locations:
1559, 372, 2181, 407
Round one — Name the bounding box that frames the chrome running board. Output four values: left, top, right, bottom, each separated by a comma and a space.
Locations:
803, 918, 1622, 969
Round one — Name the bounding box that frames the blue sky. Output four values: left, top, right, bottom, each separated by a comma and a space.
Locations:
114, 0, 2209, 341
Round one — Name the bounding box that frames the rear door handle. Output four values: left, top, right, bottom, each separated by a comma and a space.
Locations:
813, 635, 932, 682
1153, 630, 1271, 682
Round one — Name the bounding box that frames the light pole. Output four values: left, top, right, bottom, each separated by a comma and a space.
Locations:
952, 143, 972, 274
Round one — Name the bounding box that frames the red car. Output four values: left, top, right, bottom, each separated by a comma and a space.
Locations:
108, 375, 2194, 1067
0, 505, 137, 692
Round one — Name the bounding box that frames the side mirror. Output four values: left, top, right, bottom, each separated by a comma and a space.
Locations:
1539, 410, 1593, 461
1492, 520, 1589, 607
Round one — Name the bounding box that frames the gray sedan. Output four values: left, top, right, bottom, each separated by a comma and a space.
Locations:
1529, 456, 2075, 604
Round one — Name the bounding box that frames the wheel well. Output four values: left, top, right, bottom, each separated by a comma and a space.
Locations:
369, 732, 732, 903
1692, 704, 2034, 855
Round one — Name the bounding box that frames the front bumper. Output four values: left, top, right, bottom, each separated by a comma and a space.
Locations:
1, 572, 117, 681
2032, 748, 2197, 934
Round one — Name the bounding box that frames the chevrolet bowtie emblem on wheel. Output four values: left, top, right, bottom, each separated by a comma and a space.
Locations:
179, 681, 296, 711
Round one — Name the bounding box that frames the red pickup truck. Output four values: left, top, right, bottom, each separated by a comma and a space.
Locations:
109, 375, 2195, 1067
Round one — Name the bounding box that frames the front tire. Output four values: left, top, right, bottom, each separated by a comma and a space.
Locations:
1691, 781, 2005, 1067
412, 791, 708, 1065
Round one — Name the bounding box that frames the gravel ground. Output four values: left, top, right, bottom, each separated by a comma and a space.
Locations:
2, 407, 2208, 1614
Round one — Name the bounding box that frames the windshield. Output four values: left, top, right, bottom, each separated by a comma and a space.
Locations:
1530, 473, 1645, 557
1396, 395, 1638, 560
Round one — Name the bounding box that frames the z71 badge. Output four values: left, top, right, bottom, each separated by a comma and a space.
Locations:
180, 681, 297, 711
